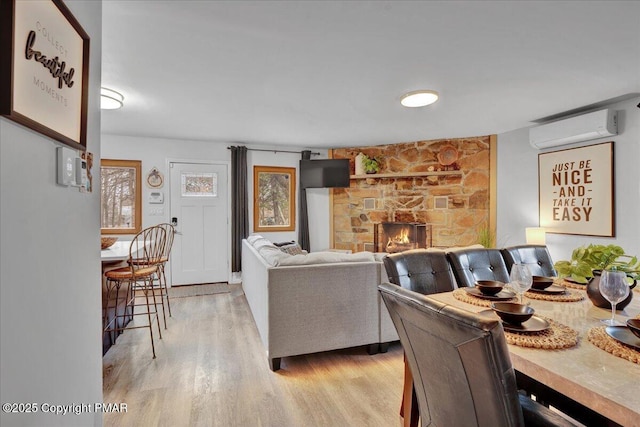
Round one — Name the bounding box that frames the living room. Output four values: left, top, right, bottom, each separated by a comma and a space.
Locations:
1, 1, 639, 426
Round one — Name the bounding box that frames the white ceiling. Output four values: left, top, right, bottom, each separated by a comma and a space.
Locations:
101, 1, 640, 149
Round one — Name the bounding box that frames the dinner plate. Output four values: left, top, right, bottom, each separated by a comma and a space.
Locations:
605, 326, 640, 351
528, 284, 567, 295
478, 310, 551, 333
501, 315, 551, 333
464, 287, 516, 301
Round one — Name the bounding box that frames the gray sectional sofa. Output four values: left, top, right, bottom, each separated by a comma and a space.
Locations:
241, 236, 395, 371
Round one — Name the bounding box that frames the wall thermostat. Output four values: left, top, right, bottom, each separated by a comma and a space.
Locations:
148, 191, 164, 204
57, 146, 76, 186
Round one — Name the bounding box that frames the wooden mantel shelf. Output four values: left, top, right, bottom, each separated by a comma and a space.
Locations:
350, 171, 462, 179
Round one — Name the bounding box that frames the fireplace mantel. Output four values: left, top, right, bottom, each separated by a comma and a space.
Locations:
350, 170, 461, 180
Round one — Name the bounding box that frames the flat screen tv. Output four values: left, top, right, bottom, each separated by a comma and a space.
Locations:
300, 159, 350, 189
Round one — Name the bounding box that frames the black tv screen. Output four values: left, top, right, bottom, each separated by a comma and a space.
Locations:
300, 159, 350, 188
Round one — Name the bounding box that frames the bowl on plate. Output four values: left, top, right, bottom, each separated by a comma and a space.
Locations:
627, 319, 640, 339
491, 302, 535, 325
475, 280, 504, 296
532, 276, 555, 290
101, 237, 118, 250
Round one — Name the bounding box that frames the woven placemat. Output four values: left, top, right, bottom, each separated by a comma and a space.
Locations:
474, 309, 580, 349
524, 289, 585, 302
503, 317, 579, 349
452, 288, 517, 307
587, 326, 640, 364
556, 278, 588, 290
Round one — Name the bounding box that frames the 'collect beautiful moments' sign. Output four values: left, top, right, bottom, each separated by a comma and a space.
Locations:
0, 0, 90, 150
538, 141, 614, 237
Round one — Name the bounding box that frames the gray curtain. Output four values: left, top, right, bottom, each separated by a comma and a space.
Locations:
298, 150, 312, 251
230, 146, 248, 272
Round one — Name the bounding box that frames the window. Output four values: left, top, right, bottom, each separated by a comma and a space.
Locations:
253, 166, 296, 232
181, 172, 217, 197
101, 159, 142, 235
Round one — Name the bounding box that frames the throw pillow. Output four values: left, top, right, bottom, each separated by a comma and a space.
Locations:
278, 242, 305, 255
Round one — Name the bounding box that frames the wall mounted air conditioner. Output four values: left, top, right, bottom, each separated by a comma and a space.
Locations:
529, 109, 617, 150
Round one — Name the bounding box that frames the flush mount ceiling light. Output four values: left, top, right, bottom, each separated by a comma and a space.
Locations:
101, 87, 124, 110
400, 90, 439, 108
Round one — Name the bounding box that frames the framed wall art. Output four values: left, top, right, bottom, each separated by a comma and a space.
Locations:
0, 0, 90, 150
253, 166, 296, 232
538, 141, 614, 237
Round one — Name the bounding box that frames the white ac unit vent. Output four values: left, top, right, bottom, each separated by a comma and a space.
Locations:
529, 109, 617, 150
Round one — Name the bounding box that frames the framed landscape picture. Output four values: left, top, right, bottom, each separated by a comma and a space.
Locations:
538, 141, 614, 237
0, 0, 90, 150
253, 166, 296, 232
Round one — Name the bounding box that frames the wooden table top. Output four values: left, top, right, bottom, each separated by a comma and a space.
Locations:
430, 285, 640, 426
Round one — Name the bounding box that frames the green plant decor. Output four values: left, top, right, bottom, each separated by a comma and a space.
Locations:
362, 155, 381, 174
554, 244, 640, 284
477, 227, 496, 248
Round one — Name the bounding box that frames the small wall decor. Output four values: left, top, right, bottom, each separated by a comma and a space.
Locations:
146, 167, 164, 188
538, 141, 614, 237
0, 0, 90, 150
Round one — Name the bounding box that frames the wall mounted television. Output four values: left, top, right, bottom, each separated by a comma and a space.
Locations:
299, 159, 350, 189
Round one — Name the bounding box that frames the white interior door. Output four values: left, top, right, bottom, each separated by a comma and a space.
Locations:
169, 162, 228, 286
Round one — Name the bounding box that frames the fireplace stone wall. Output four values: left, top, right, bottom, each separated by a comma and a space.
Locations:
331, 136, 491, 252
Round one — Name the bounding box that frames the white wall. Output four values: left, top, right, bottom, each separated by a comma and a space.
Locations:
101, 135, 331, 275
0, 2, 103, 426
497, 97, 640, 264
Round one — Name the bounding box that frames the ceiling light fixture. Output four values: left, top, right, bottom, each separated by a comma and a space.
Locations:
101, 87, 124, 110
400, 90, 439, 108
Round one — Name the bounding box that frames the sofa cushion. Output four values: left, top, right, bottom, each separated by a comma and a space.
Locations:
247, 234, 264, 245
277, 251, 375, 266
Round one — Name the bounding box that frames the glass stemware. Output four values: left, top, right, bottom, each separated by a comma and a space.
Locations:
599, 270, 630, 326
510, 263, 533, 304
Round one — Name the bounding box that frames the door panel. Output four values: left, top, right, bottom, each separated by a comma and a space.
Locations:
170, 162, 228, 285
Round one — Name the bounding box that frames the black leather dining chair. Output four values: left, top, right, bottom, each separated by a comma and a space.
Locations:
378, 283, 576, 427
383, 249, 458, 427
383, 249, 458, 294
501, 244, 557, 277
447, 247, 511, 287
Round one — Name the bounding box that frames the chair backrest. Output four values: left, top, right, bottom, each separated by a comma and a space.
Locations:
501, 245, 557, 277
447, 247, 510, 287
129, 225, 167, 266
383, 249, 458, 295
378, 283, 525, 427
157, 223, 176, 260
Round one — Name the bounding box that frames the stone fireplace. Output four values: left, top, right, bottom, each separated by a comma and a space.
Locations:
330, 135, 491, 252
374, 222, 432, 253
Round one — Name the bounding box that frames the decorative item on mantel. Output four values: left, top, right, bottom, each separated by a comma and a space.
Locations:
355, 152, 366, 176
362, 154, 381, 174
437, 145, 459, 171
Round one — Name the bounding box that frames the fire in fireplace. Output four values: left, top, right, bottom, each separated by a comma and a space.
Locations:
374, 222, 432, 253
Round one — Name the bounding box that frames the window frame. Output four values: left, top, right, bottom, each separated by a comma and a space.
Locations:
100, 159, 142, 235
253, 165, 296, 233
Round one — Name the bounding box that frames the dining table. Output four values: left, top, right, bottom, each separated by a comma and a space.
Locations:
101, 240, 134, 263
429, 283, 640, 427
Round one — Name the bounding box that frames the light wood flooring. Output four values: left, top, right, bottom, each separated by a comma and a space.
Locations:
102, 283, 405, 427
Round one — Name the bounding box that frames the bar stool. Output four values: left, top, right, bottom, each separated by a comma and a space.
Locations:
104, 226, 164, 358
156, 223, 175, 318
128, 225, 173, 329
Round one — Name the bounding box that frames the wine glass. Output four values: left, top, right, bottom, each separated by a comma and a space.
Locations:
510, 263, 533, 304
599, 270, 630, 326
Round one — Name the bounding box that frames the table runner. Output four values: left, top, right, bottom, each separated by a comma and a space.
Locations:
587, 326, 640, 364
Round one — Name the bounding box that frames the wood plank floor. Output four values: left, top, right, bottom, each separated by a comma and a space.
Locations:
102, 283, 405, 427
